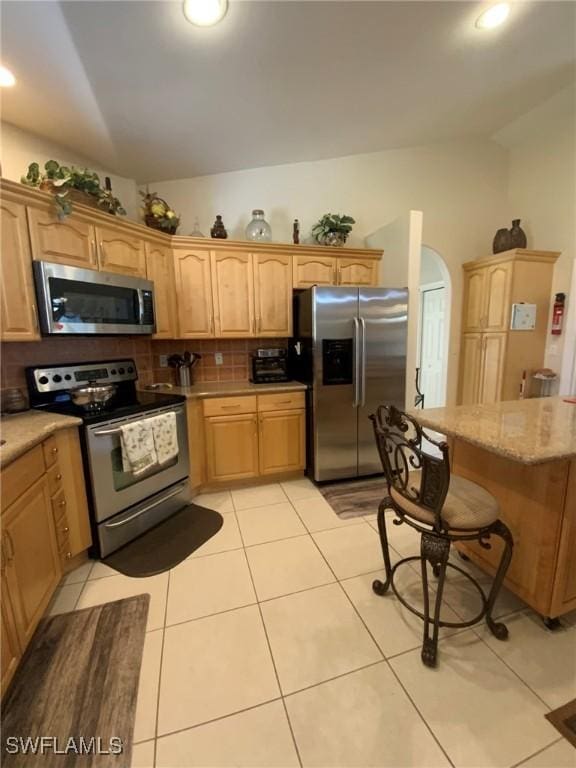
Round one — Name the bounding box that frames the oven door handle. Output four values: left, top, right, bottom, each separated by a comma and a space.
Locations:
103, 483, 188, 528
92, 409, 182, 436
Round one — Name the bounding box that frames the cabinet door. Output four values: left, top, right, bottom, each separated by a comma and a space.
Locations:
53, 429, 92, 560
484, 262, 512, 332
293, 255, 336, 288
211, 251, 255, 337
1, 575, 21, 695
146, 243, 177, 339
259, 410, 305, 475
3, 477, 61, 649
27, 206, 97, 269
174, 250, 214, 338
95, 225, 146, 277
550, 460, 576, 616
337, 258, 377, 286
458, 333, 483, 405
253, 253, 292, 337
0, 201, 40, 341
479, 332, 507, 404
462, 269, 486, 332
205, 414, 259, 482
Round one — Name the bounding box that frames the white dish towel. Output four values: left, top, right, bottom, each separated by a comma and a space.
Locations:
120, 419, 158, 475
151, 411, 179, 465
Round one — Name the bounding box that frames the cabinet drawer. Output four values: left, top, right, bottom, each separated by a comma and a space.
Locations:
42, 435, 60, 468
1, 445, 45, 510
46, 463, 64, 497
51, 490, 68, 522
257, 392, 305, 412
203, 396, 257, 417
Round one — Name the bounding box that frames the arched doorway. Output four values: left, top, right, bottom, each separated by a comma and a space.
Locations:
417, 245, 451, 408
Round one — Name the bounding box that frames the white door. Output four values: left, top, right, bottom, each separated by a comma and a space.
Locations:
419, 286, 446, 408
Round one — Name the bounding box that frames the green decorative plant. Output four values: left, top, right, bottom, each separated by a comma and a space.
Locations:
140, 189, 180, 235
311, 213, 356, 246
21, 160, 126, 219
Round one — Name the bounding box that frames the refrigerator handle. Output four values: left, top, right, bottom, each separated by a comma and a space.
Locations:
360, 317, 367, 406
352, 317, 360, 408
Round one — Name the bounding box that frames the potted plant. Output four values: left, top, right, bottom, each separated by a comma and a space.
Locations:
311, 213, 355, 246
21, 160, 126, 219
140, 190, 180, 235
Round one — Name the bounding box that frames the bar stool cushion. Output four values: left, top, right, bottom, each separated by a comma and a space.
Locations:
390, 471, 499, 530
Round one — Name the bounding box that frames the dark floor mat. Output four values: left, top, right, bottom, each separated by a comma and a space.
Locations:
103, 503, 223, 577
320, 476, 387, 518
545, 698, 576, 748
2, 595, 149, 767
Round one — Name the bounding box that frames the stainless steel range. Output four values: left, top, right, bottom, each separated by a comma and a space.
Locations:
26, 359, 191, 557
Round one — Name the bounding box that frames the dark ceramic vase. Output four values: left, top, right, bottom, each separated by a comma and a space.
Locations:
509, 219, 527, 249
493, 228, 512, 254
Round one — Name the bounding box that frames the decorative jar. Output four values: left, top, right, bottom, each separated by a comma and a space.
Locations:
245, 210, 272, 242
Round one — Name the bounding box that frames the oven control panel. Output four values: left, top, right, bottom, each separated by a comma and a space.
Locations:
28, 360, 138, 393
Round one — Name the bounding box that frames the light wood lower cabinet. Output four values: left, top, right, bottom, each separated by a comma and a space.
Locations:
1, 579, 20, 694
199, 392, 306, 486
258, 410, 305, 475
2, 476, 61, 650
205, 414, 259, 483
459, 333, 483, 405
479, 332, 507, 404
1, 200, 40, 341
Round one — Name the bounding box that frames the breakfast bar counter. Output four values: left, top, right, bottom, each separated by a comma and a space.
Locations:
412, 397, 576, 621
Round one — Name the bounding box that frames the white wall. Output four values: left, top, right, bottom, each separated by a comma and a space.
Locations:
0, 122, 139, 220
494, 84, 576, 390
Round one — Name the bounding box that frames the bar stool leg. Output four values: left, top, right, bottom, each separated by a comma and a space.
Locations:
484, 520, 514, 640
372, 499, 393, 596
420, 533, 450, 668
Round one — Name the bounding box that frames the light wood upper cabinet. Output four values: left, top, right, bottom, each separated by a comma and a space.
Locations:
459, 333, 484, 405
146, 243, 177, 339
211, 251, 255, 337
2, 476, 61, 649
479, 332, 507, 404
0, 201, 40, 341
462, 269, 486, 332
253, 253, 292, 337
293, 255, 336, 288
337, 257, 377, 286
484, 262, 512, 332
205, 414, 259, 483
1, 578, 20, 695
258, 410, 305, 475
174, 250, 214, 338
95, 224, 146, 277
27, 206, 98, 269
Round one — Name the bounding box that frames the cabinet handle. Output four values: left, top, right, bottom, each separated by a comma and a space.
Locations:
51, 446, 58, 455
210, 316, 215, 335
0, 538, 5, 574
31, 303, 40, 333
276, 400, 292, 405
62, 526, 69, 533
338, 267, 342, 284
56, 473, 62, 481
91, 240, 97, 264
59, 499, 67, 507
66, 552, 72, 559
5, 532, 15, 561
333, 266, 338, 284
221, 405, 241, 410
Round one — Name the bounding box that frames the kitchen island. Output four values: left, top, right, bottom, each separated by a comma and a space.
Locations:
413, 397, 576, 621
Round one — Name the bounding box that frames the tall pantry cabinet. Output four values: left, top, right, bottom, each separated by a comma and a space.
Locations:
458, 249, 559, 405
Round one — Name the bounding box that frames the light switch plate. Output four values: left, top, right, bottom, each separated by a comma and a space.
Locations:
510, 303, 537, 330
159, 355, 168, 368
214, 352, 223, 366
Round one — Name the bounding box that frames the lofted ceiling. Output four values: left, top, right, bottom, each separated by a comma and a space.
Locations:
1, 1, 575, 183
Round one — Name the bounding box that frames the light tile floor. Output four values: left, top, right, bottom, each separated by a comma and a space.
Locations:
47, 478, 576, 768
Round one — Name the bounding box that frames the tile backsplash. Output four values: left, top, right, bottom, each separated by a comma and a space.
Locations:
0, 337, 287, 393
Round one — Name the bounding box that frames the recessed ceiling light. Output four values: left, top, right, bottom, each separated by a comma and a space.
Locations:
476, 3, 510, 29
183, 0, 228, 27
0, 65, 16, 88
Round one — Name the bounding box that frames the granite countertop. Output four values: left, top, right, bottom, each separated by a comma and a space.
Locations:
141, 380, 308, 399
411, 396, 576, 465
0, 411, 82, 469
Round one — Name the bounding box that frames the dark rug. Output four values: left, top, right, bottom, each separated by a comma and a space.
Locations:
320, 476, 388, 519
2, 595, 149, 767
103, 503, 223, 577
545, 698, 576, 748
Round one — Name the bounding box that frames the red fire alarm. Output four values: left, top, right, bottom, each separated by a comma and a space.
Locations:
551, 292, 566, 335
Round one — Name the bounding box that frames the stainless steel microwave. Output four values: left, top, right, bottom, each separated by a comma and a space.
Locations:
33, 261, 156, 336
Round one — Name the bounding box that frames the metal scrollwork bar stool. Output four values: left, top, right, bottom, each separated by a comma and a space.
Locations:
370, 404, 514, 668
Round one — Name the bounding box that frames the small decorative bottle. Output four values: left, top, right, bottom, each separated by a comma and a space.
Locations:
210, 215, 228, 239
190, 217, 205, 237
293, 219, 300, 245
245, 209, 272, 242
509, 219, 527, 249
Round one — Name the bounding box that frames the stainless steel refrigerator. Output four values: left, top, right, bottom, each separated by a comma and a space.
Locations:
290, 286, 408, 482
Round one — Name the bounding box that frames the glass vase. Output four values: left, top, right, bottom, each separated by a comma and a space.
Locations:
245, 210, 272, 242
